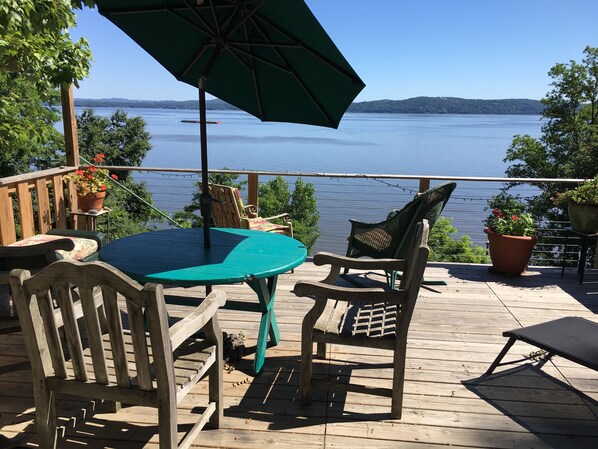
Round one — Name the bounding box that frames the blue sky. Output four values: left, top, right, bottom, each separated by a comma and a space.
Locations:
71, 0, 598, 102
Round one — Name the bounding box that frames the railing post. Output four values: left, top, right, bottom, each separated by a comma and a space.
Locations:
0, 186, 16, 245
248, 174, 259, 210
61, 83, 79, 167
418, 178, 430, 193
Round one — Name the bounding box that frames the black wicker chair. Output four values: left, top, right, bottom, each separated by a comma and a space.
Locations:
345, 182, 456, 287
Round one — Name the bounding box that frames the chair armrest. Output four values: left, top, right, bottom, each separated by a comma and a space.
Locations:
294, 280, 401, 303
47, 229, 107, 249
243, 204, 259, 218
169, 290, 227, 350
263, 213, 291, 222
313, 252, 406, 272
0, 239, 75, 256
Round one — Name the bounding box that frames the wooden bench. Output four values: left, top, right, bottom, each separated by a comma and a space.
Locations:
0, 167, 105, 319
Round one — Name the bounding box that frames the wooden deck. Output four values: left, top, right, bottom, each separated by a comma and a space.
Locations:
2, 261, 598, 448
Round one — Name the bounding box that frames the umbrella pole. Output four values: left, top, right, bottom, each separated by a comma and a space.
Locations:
199, 77, 211, 248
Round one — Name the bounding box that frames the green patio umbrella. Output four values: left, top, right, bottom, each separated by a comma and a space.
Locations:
95, 0, 365, 247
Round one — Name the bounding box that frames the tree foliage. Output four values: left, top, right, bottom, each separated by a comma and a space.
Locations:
0, 75, 63, 177
76, 108, 162, 237
77, 108, 152, 181
0, 0, 93, 177
258, 176, 320, 253
504, 46, 598, 220
428, 217, 488, 263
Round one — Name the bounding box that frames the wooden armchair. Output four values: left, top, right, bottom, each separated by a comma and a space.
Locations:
295, 220, 430, 419
9, 260, 226, 449
0, 230, 105, 319
208, 183, 293, 237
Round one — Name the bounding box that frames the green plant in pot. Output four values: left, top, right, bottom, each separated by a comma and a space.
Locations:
484, 193, 540, 276
554, 177, 598, 234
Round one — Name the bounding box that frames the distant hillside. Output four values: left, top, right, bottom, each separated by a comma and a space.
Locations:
74, 96, 544, 115
348, 97, 544, 115
74, 98, 236, 110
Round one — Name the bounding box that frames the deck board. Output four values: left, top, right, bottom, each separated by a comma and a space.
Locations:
1, 262, 598, 448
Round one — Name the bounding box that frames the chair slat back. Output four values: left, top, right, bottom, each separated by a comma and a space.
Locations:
79, 286, 109, 384
395, 221, 430, 340
126, 294, 154, 390
55, 281, 88, 381
101, 286, 131, 387
9, 260, 174, 394
208, 183, 245, 228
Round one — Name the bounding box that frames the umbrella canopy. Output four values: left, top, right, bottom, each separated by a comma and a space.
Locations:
95, 0, 365, 246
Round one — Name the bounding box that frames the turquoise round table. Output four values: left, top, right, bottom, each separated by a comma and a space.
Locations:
100, 227, 307, 373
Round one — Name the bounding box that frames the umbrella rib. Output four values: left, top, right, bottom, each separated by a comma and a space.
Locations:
181, 44, 216, 79
208, 0, 222, 35
246, 16, 337, 127
252, 11, 363, 85
228, 41, 301, 48
170, 3, 215, 38
241, 17, 264, 119
225, 0, 267, 37
228, 45, 292, 74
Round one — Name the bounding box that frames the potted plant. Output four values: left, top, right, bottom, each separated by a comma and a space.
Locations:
554, 177, 598, 233
67, 153, 118, 211
484, 193, 540, 276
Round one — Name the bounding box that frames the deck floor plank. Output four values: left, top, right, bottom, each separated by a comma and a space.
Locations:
1, 262, 598, 447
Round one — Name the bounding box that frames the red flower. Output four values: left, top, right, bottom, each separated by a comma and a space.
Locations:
492, 208, 500, 215
497, 212, 503, 218
110, 173, 119, 180
512, 215, 519, 221
89, 166, 98, 173
100, 184, 107, 191
75, 169, 84, 176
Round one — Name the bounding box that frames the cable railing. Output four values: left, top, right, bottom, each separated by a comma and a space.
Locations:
96, 165, 589, 266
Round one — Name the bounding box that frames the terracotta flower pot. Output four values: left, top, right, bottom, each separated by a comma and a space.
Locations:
485, 230, 539, 276
78, 190, 106, 212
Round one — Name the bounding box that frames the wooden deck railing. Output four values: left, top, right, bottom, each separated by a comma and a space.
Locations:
0, 167, 79, 245
0, 165, 589, 258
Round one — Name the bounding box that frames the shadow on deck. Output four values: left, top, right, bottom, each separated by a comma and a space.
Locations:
1, 261, 598, 448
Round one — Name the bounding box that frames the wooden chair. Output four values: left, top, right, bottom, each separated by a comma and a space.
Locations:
295, 220, 430, 419
208, 183, 293, 237
9, 260, 226, 449
0, 229, 105, 319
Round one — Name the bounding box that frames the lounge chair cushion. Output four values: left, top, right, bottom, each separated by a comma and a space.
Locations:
8, 233, 99, 261
247, 217, 290, 233
233, 188, 248, 218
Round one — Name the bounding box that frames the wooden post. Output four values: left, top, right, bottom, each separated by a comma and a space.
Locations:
248, 174, 259, 211
418, 178, 430, 193
61, 83, 79, 167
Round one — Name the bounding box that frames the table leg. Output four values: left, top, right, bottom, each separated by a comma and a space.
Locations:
246, 276, 280, 374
